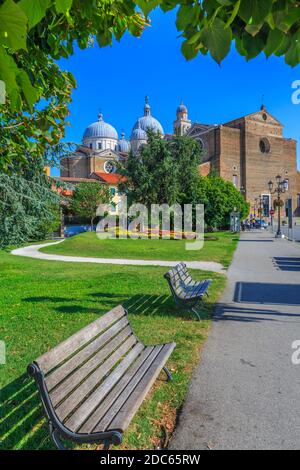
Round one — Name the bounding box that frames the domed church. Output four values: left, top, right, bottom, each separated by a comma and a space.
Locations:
59, 97, 300, 220
60, 96, 164, 180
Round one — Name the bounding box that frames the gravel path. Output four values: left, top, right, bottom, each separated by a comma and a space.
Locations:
170, 230, 300, 450
11, 240, 225, 273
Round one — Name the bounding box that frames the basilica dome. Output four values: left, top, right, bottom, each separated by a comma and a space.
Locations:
177, 102, 188, 114
83, 113, 118, 140
118, 132, 131, 153
131, 123, 147, 141
131, 97, 164, 138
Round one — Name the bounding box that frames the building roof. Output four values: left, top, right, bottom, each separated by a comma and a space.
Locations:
91, 172, 126, 185
55, 176, 93, 183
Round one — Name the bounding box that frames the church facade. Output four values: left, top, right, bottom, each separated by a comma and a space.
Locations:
60, 97, 300, 219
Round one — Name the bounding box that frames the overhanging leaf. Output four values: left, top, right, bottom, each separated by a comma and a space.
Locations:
16, 70, 39, 111
201, 19, 232, 64
0, 0, 27, 50
136, 0, 159, 16
264, 29, 285, 57
55, 0, 73, 14
19, 0, 50, 30
239, 0, 273, 25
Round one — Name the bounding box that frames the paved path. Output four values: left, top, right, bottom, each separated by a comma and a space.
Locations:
170, 230, 300, 450
11, 241, 225, 273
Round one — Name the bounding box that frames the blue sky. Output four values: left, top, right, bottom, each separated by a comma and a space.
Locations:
54, 8, 300, 176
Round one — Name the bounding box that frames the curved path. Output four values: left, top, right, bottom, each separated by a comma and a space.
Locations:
11, 240, 225, 273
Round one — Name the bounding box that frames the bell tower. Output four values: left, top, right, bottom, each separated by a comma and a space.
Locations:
173, 101, 191, 136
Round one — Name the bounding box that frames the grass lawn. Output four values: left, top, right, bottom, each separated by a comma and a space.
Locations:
42, 231, 239, 268
0, 248, 228, 450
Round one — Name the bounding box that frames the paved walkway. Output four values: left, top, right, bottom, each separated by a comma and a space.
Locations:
11, 240, 225, 273
170, 230, 300, 450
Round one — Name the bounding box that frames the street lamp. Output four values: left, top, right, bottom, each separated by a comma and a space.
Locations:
268, 175, 288, 238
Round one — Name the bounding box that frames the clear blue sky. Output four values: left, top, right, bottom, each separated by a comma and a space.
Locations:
53, 7, 300, 176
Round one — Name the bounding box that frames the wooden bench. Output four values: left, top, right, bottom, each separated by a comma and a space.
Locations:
164, 263, 212, 320
27, 305, 175, 450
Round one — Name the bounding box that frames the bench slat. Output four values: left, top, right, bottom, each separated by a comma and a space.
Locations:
107, 343, 175, 432
64, 342, 146, 432
36, 305, 126, 374
55, 335, 137, 422
79, 346, 155, 434
94, 343, 175, 432
50, 326, 133, 407
46, 316, 129, 392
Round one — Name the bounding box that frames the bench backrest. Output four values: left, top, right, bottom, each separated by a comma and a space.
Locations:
176, 262, 193, 285
33, 305, 143, 424
164, 265, 188, 299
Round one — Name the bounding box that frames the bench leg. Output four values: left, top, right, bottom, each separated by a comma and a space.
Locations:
191, 307, 201, 321
163, 366, 172, 382
103, 440, 111, 450
51, 428, 68, 450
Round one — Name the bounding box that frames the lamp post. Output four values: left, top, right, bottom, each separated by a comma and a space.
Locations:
268, 175, 288, 238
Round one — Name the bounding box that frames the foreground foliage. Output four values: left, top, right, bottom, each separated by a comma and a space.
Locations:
0, 0, 146, 171
138, 0, 300, 65
0, 250, 226, 449
1, 1, 298, 171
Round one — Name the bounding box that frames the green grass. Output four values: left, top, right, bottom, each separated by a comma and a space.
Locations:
42, 231, 239, 268
0, 248, 228, 450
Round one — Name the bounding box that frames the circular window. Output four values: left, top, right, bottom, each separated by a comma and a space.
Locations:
104, 160, 115, 173
259, 138, 270, 154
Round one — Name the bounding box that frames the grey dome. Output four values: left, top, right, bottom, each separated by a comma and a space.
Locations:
83, 113, 118, 140
118, 132, 131, 152
131, 97, 164, 138
177, 102, 188, 113
131, 123, 147, 141
133, 115, 164, 135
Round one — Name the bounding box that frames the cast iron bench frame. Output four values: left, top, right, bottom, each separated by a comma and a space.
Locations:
164, 262, 212, 320
28, 305, 175, 450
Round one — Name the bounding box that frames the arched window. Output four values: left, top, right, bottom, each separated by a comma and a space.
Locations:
198, 138, 204, 151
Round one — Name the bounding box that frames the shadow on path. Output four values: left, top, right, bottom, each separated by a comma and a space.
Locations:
234, 282, 300, 307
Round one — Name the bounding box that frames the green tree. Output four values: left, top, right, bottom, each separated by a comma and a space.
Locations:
196, 175, 249, 230
119, 131, 180, 206
70, 182, 111, 229
0, 0, 146, 171
119, 131, 202, 207
169, 135, 202, 204
0, 157, 60, 248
